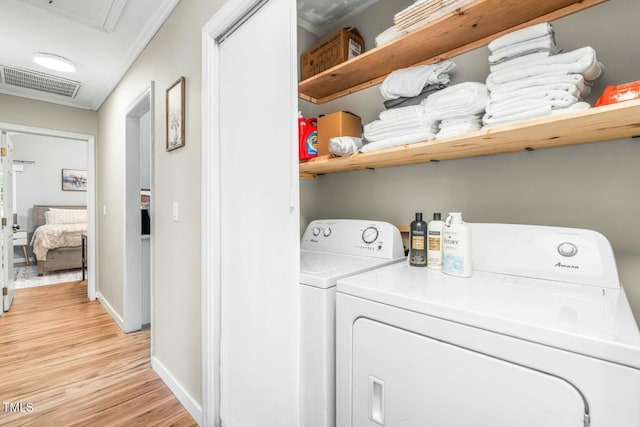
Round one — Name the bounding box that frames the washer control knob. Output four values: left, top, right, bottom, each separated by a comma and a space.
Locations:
323, 227, 332, 237
362, 226, 379, 244
312, 227, 321, 237
557, 242, 578, 257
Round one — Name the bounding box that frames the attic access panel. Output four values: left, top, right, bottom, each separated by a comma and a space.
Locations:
22, 0, 127, 32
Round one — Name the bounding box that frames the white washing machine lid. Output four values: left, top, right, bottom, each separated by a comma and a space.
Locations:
337, 262, 640, 369
300, 249, 405, 289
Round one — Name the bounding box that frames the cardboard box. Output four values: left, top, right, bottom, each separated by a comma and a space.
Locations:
300, 27, 364, 81
317, 111, 362, 156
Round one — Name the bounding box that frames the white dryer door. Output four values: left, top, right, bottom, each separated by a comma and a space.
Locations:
351, 318, 587, 427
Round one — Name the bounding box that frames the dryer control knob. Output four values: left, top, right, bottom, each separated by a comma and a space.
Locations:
362, 226, 379, 244
323, 227, 332, 237
312, 227, 321, 237
557, 242, 578, 257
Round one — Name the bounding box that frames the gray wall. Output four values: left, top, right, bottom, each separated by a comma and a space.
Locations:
299, 0, 640, 324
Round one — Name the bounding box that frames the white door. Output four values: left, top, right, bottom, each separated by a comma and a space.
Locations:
205, 0, 300, 425
351, 318, 587, 427
1, 131, 15, 312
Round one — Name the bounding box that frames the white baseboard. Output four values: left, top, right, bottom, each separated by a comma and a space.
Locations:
152, 356, 202, 425
96, 291, 125, 331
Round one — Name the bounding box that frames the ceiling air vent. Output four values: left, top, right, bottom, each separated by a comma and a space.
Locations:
0, 65, 81, 98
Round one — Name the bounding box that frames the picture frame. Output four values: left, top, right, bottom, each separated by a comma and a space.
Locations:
166, 76, 186, 151
61, 169, 87, 191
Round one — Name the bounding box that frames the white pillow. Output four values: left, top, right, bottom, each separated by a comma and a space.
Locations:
45, 208, 87, 225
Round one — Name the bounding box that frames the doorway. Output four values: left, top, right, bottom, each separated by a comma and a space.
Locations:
123, 83, 154, 333
0, 122, 96, 302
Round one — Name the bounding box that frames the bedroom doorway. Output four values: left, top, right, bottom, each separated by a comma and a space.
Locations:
123, 82, 154, 333
0, 122, 96, 302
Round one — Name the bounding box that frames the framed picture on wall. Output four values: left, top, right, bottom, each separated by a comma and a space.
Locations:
166, 76, 185, 151
61, 169, 87, 191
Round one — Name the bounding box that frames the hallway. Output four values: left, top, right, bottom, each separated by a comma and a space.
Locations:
0, 281, 196, 426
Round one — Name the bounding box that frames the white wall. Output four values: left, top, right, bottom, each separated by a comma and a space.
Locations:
96, 0, 225, 413
299, 0, 640, 325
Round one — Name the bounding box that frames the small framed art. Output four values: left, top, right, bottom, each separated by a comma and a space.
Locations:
62, 169, 87, 191
166, 76, 185, 151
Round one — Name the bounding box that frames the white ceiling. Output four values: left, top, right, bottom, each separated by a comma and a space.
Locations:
0, 0, 376, 111
297, 0, 380, 36
0, 0, 180, 111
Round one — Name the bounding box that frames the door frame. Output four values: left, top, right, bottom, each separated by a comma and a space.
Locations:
0, 122, 97, 301
123, 82, 154, 333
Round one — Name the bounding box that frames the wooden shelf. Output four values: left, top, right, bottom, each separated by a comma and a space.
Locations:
299, 100, 640, 177
298, 0, 605, 104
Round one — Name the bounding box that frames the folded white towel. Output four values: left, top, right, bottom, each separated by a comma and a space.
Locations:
375, 25, 407, 47
483, 105, 553, 127
550, 101, 591, 115
488, 74, 586, 96
379, 105, 425, 121
486, 90, 580, 115
486, 48, 604, 89
422, 82, 489, 120
329, 136, 363, 157
397, 0, 476, 32
439, 114, 482, 126
482, 101, 591, 127
491, 46, 597, 73
380, 61, 456, 100
486, 94, 579, 118
364, 119, 438, 142
489, 83, 582, 104
488, 35, 559, 64
489, 51, 553, 73
488, 23, 554, 52
360, 131, 436, 153
437, 116, 483, 139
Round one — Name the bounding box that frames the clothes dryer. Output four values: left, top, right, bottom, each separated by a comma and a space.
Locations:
301, 219, 405, 427
336, 223, 640, 427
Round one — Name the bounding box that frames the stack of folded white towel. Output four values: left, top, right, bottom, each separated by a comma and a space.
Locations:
483, 23, 605, 127
422, 82, 489, 138
394, 0, 476, 33
357, 62, 456, 153
361, 105, 438, 153
380, 60, 455, 109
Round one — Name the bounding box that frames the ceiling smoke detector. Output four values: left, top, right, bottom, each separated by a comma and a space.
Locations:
33, 52, 76, 73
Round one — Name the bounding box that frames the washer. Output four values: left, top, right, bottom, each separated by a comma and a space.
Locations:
301, 219, 405, 427
336, 223, 640, 427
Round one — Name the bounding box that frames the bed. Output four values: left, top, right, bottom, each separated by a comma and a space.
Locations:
30, 205, 87, 275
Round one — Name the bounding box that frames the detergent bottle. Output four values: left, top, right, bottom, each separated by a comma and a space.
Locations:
442, 212, 472, 277
298, 112, 318, 160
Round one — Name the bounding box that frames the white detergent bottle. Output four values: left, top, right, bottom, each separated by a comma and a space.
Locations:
442, 212, 472, 277
427, 212, 444, 269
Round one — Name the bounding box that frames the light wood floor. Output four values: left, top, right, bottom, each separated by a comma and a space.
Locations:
0, 281, 197, 426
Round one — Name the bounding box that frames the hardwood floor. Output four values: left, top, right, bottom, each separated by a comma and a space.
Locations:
0, 281, 197, 426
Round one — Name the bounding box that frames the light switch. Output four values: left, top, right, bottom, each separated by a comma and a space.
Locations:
172, 202, 179, 222
103, 205, 107, 216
